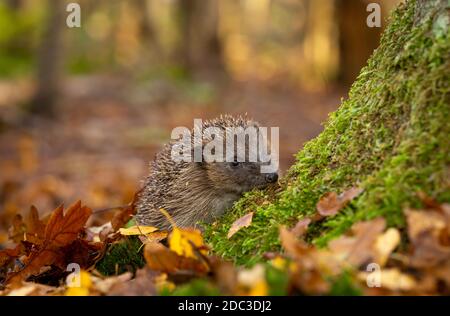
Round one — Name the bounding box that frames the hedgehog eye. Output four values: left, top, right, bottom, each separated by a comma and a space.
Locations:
230, 161, 240, 167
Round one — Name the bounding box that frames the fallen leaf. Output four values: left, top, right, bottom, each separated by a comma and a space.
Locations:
405, 208, 450, 268
8, 214, 26, 244
138, 231, 168, 244
65, 270, 92, 296
374, 228, 400, 266
291, 218, 311, 238
316, 187, 363, 217
6, 282, 62, 296
144, 242, 209, 274
340, 187, 364, 202
169, 227, 207, 259
119, 225, 159, 236
211, 259, 238, 295
91, 272, 133, 294
227, 212, 254, 239
237, 264, 268, 296
111, 192, 139, 231
358, 268, 417, 291
0, 245, 21, 267
7, 201, 92, 285
8, 206, 46, 246
25, 205, 46, 244
279, 226, 310, 260
105, 269, 159, 296
328, 217, 386, 267
86, 222, 113, 242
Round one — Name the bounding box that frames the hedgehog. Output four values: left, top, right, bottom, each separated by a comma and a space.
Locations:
134, 115, 279, 230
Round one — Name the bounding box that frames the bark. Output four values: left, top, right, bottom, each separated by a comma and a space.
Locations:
336, 0, 382, 86
176, 0, 224, 76
28, 0, 66, 116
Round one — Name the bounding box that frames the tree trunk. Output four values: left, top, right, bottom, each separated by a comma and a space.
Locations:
28, 0, 65, 116
336, 0, 382, 86
176, 0, 224, 77
207, 0, 450, 263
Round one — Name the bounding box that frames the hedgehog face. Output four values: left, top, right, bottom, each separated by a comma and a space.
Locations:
205, 161, 278, 194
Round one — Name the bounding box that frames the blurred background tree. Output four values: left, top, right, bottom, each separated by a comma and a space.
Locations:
0, 0, 401, 97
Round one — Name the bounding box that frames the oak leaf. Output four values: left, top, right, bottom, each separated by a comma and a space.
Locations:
7, 201, 92, 285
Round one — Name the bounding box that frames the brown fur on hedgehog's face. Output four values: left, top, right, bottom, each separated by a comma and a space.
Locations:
205, 161, 278, 194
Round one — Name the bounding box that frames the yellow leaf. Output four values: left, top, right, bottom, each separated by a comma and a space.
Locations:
65, 287, 90, 296
65, 270, 92, 296
119, 225, 159, 235
169, 227, 207, 259
248, 280, 268, 296
374, 228, 400, 266
269, 256, 287, 270
154, 273, 176, 293
358, 268, 417, 291
139, 231, 168, 243
237, 264, 268, 296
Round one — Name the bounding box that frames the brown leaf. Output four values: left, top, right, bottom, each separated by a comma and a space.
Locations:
8, 206, 46, 245
61, 239, 104, 270
111, 192, 139, 231
279, 226, 309, 260
328, 217, 386, 267
106, 269, 157, 296
8, 214, 26, 244
316, 192, 341, 217
316, 187, 363, 217
138, 231, 168, 244
210, 258, 238, 295
44, 201, 92, 247
291, 218, 311, 238
340, 187, 364, 202
227, 212, 254, 239
7, 201, 92, 285
405, 208, 450, 268
26, 205, 46, 244
0, 245, 21, 268
144, 242, 209, 275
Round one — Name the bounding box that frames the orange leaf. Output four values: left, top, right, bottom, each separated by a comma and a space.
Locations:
44, 201, 91, 248
227, 212, 254, 239
8, 205, 46, 245
7, 201, 92, 285
144, 242, 209, 274
317, 187, 363, 217
111, 192, 139, 231
291, 218, 311, 238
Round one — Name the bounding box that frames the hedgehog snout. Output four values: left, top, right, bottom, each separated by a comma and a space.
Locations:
265, 172, 278, 183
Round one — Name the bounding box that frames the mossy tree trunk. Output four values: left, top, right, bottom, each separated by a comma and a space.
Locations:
206, 0, 450, 265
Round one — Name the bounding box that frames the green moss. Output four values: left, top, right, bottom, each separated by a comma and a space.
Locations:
205, 0, 450, 264
95, 236, 145, 276
328, 272, 363, 296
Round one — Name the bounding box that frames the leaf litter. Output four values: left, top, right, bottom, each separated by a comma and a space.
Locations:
0, 190, 449, 295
